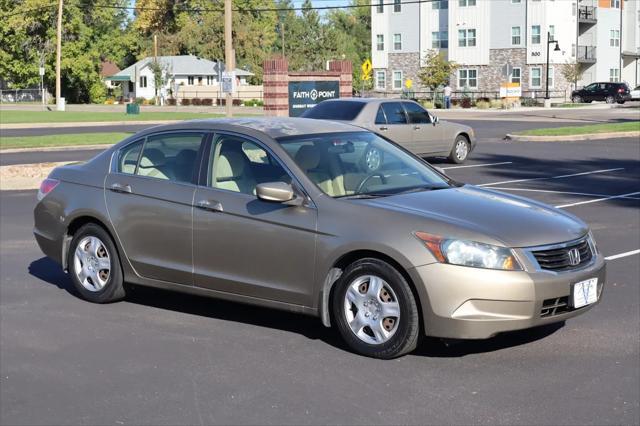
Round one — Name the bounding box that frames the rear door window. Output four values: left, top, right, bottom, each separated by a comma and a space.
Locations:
136, 132, 205, 183
380, 102, 407, 124
374, 106, 387, 124
301, 101, 366, 121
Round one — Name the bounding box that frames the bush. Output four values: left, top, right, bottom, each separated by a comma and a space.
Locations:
181, 98, 191, 106
166, 98, 177, 106
434, 101, 443, 109
104, 98, 115, 105
191, 98, 202, 106
476, 100, 490, 109
89, 81, 107, 104
216, 98, 243, 106
477, 97, 492, 104
421, 100, 435, 109
490, 99, 503, 109
134, 97, 145, 105
460, 98, 472, 109
242, 98, 263, 107
520, 97, 539, 107
201, 98, 213, 106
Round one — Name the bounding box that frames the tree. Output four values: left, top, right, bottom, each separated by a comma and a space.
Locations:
418, 50, 458, 97
560, 61, 583, 89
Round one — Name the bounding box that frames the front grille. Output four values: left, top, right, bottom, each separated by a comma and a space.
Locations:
532, 238, 592, 272
541, 296, 570, 318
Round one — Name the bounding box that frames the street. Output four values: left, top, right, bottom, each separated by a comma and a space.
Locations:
1, 134, 638, 425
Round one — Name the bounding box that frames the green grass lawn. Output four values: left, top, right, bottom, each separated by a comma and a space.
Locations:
516, 121, 640, 136
0, 132, 131, 150
0, 110, 259, 124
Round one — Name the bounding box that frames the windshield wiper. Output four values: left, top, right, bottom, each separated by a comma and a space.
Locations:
394, 185, 449, 195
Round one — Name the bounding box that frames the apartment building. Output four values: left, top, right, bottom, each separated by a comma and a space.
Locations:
371, 0, 640, 95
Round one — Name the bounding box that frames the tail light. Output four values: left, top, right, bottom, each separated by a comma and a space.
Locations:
37, 178, 59, 201
618, 88, 624, 93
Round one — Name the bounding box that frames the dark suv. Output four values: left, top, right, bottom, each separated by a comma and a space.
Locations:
571, 82, 631, 104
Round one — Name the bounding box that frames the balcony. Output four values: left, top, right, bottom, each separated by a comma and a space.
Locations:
577, 46, 597, 63
578, 6, 597, 24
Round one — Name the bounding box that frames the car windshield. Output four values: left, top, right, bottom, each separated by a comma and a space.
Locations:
277, 131, 450, 198
301, 101, 366, 121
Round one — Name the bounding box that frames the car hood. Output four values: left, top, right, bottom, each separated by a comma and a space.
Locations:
361, 185, 588, 248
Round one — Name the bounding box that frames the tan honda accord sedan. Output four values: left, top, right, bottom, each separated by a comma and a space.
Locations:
34, 118, 605, 359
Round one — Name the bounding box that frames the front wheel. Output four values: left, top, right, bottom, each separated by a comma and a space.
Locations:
449, 135, 470, 164
68, 223, 125, 303
332, 258, 420, 359
571, 95, 582, 103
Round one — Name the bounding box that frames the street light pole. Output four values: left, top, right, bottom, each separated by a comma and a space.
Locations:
545, 31, 560, 100
224, 0, 233, 117
55, 0, 63, 110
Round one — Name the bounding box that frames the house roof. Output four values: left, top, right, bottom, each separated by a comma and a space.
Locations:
104, 55, 254, 81
100, 61, 120, 78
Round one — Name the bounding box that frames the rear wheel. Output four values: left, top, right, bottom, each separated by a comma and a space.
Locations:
571, 95, 582, 103
332, 258, 420, 359
605, 95, 615, 104
448, 135, 470, 164
68, 223, 125, 303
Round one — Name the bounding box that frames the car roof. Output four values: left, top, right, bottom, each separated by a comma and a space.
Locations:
132, 117, 365, 139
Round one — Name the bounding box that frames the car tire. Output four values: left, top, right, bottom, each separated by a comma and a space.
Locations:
68, 223, 125, 303
571, 95, 582, 103
332, 258, 420, 359
617, 100, 625, 104
448, 135, 470, 164
605, 95, 615, 104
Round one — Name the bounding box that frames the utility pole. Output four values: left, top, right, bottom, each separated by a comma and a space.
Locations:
224, 0, 233, 117
281, 22, 285, 57
55, 0, 63, 111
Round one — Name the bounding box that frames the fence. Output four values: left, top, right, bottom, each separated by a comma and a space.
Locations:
367, 89, 569, 102
0, 89, 45, 104
173, 86, 264, 102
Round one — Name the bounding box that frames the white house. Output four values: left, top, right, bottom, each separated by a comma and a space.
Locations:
105, 55, 256, 101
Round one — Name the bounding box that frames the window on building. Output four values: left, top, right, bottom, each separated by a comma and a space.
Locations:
432, 31, 448, 48
512, 27, 521, 45
458, 29, 476, 47
393, 33, 402, 50
376, 71, 386, 90
376, 34, 384, 51
572, 43, 576, 57
511, 67, 521, 84
548, 66, 554, 88
511, 0, 521, 3
207, 75, 215, 85
139, 76, 147, 88
549, 25, 555, 41
376, 0, 383, 13
197, 76, 203, 85
610, 0, 620, 8
393, 71, 403, 90
459, 0, 476, 6
530, 67, 542, 87
188, 76, 194, 85
609, 68, 620, 82
458, 69, 478, 88
432, 0, 448, 9
393, 0, 401, 12
531, 25, 541, 44
610, 30, 620, 47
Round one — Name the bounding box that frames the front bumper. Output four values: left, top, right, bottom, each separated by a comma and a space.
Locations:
408, 254, 606, 339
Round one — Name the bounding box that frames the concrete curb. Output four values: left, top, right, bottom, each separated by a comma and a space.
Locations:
0, 120, 181, 130
0, 144, 112, 154
505, 131, 640, 142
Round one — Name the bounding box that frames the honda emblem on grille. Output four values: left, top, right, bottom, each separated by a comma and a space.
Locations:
568, 248, 581, 266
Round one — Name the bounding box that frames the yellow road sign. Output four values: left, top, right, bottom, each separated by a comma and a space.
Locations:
361, 59, 372, 78
405, 79, 413, 89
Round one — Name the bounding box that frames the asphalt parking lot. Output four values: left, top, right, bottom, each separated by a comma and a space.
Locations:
1, 136, 638, 425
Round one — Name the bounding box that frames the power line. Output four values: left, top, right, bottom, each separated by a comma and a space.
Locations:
1, 3, 58, 18
1, 0, 436, 18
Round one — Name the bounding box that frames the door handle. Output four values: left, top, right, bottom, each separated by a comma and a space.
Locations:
109, 182, 132, 193
196, 199, 223, 212
379, 126, 388, 131
413, 125, 421, 130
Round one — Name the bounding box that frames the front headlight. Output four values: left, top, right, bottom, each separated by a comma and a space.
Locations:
415, 232, 522, 271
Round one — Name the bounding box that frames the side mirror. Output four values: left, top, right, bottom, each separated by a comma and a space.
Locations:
256, 182, 301, 205
432, 115, 439, 126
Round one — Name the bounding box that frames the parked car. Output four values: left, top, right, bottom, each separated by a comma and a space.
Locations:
630, 85, 640, 101
302, 98, 476, 164
34, 118, 605, 359
571, 82, 631, 104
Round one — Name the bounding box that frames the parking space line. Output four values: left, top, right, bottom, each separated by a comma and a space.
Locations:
442, 161, 513, 170
555, 191, 640, 208
605, 250, 640, 261
490, 187, 640, 200
478, 168, 625, 187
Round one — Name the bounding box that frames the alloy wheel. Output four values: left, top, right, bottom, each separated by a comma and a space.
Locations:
73, 236, 111, 292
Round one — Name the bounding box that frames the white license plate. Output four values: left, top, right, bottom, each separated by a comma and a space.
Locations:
572, 278, 598, 308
